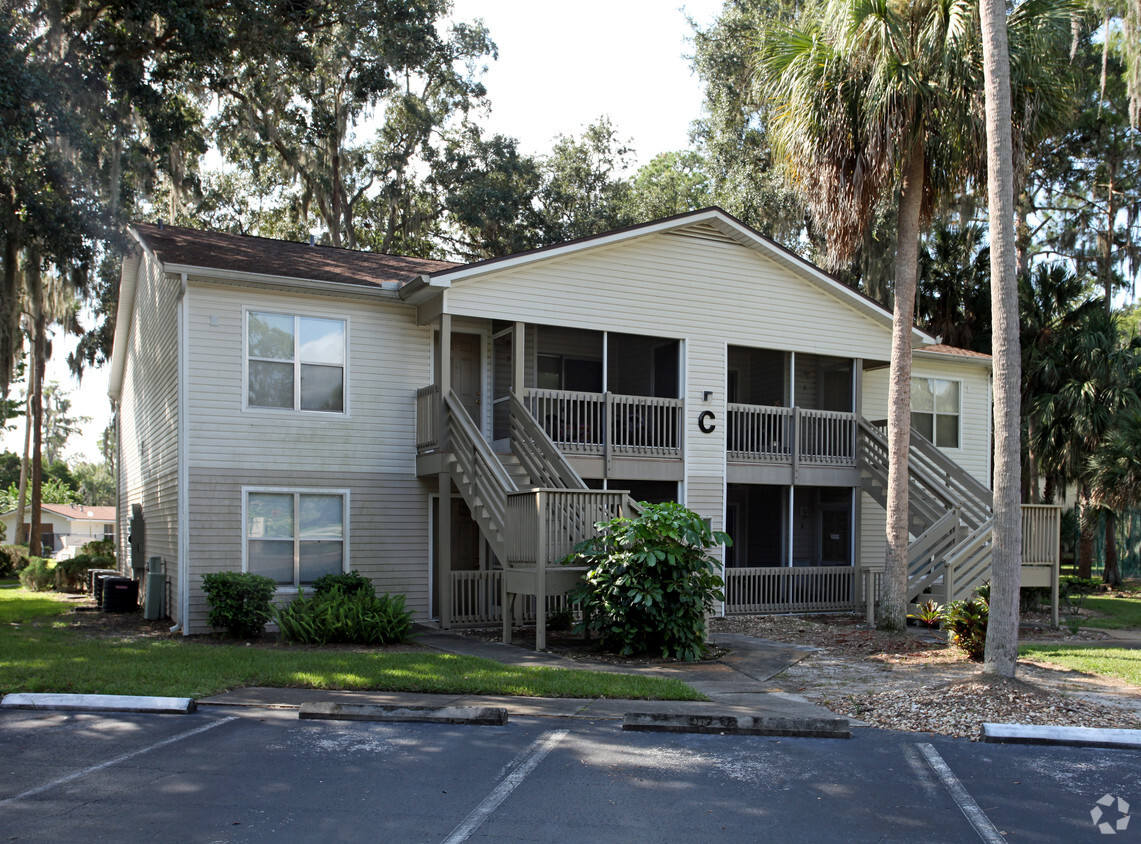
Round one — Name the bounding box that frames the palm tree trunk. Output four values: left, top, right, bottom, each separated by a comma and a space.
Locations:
1078, 493, 1095, 579
880, 143, 925, 632
980, 0, 1022, 677
1103, 510, 1120, 587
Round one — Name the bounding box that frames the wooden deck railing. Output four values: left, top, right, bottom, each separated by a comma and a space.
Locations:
523, 389, 682, 458
724, 566, 857, 614
505, 489, 626, 564
727, 405, 857, 465
415, 384, 441, 452
451, 569, 577, 626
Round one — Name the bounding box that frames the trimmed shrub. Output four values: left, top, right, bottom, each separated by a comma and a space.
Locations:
0, 545, 30, 578
272, 587, 412, 645
19, 557, 55, 592
55, 554, 115, 592
79, 538, 116, 560
945, 584, 989, 661
312, 570, 374, 598
566, 501, 729, 661
201, 572, 277, 638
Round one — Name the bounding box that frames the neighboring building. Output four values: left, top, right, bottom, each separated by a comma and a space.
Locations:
0, 503, 116, 558
110, 208, 1052, 635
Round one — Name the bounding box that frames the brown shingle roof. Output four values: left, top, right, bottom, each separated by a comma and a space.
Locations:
917, 344, 992, 359
133, 223, 459, 288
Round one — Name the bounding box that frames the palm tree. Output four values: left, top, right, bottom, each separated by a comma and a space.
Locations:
754, 0, 1074, 630
1030, 306, 1139, 578
1089, 409, 1141, 586
978, 0, 1021, 676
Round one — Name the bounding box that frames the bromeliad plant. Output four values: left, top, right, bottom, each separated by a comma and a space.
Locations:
565, 501, 729, 662
908, 599, 945, 630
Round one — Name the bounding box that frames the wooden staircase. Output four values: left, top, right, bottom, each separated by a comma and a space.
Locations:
858, 419, 994, 605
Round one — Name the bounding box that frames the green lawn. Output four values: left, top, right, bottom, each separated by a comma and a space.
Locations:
1020, 645, 1141, 688
0, 587, 704, 701
1078, 595, 1141, 629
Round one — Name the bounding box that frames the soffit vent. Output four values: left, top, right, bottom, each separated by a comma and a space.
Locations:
665, 224, 740, 246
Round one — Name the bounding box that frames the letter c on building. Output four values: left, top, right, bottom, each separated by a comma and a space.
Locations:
698, 410, 716, 434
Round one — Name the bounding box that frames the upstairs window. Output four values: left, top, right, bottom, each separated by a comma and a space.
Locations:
911, 377, 960, 448
247, 312, 345, 412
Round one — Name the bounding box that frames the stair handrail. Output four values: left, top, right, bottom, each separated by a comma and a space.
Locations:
907, 508, 962, 577
939, 517, 995, 602
444, 392, 517, 534
858, 419, 948, 527
508, 392, 587, 490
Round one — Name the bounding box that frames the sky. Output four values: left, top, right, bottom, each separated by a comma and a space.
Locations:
0, 0, 725, 466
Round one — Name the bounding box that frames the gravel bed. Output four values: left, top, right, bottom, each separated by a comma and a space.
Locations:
711, 612, 1141, 740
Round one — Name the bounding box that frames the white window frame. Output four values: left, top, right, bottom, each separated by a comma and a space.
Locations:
241, 487, 351, 591
911, 376, 962, 449
243, 308, 350, 415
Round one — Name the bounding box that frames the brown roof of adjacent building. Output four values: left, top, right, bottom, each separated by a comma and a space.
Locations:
917, 344, 992, 359
40, 504, 117, 521
133, 223, 459, 288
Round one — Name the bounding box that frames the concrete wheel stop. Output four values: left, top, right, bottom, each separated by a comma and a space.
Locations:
1, 693, 196, 714
622, 711, 851, 738
983, 723, 1141, 750
299, 701, 508, 726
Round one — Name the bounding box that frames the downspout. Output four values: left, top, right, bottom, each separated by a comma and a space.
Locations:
175, 273, 190, 634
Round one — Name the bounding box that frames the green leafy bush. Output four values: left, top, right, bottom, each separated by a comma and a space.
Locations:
0, 545, 30, 578
55, 554, 115, 592
566, 501, 728, 661
272, 587, 411, 645
201, 572, 277, 638
945, 584, 989, 661
19, 557, 55, 592
1019, 586, 1051, 613
312, 570, 374, 598
79, 538, 116, 560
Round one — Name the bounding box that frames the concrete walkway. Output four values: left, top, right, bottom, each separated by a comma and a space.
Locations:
199, 627, 846, 728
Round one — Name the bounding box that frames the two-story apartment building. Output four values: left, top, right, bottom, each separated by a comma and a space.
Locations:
112, 208, 1048, 636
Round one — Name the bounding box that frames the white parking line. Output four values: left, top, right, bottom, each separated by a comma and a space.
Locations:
918, 742, 1006, 844
441, 729, 569, 844
0, 715, 238, 808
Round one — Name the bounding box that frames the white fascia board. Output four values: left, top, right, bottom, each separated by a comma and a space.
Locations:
161, 263, 402, 300
398, 273, 450, 304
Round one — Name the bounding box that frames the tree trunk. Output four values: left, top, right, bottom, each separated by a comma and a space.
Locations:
15, 373, 31, 545
1103, 510, 1120, 587
1078, 493, 1095, 579
28, 250, 44, 558
879, 143, 925, 632
980, 0, 1022, 677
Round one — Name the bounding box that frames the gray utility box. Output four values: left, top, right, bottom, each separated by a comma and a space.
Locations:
144, 557, 166, 620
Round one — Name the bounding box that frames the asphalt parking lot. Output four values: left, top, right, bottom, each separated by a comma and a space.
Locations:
1, 708, 1138, 842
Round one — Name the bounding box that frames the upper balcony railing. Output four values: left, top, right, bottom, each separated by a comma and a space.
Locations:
727, 404, 857, 466
524, 389, 683, 459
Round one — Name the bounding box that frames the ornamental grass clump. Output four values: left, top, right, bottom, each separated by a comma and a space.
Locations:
566, 501, 729, 661
272, 586, 412, 645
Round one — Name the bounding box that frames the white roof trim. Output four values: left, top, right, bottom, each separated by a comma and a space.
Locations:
913, 347, 993, 368
107, 231, 147, 400
160, 263, 402, 298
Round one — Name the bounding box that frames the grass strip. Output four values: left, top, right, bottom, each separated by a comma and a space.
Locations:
1078, 595, 1141, 630
1020, 644, 1141, 688
0, 589, 704, 701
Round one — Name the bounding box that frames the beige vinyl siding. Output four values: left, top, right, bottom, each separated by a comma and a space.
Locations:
185, 468, 430, 631
116, 255, 180, 617
183, 282, 433, 631
861, 358, 991, 484
443, 230, 893, 361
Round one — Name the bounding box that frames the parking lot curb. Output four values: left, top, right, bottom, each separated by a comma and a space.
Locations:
298, 701, 509, 726
621, 711, 851, 738
982, 723, 1141, 750
0, 693, 196, 715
